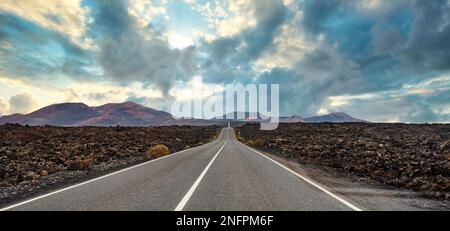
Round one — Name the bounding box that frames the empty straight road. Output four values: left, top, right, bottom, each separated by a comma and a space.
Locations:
1, 128, 361, 211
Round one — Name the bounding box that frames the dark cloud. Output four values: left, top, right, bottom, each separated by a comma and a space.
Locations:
126, 93, 175, 112
91, 0, 196, 95
207, 37, 239, 64
274, 0, 450, 122
98, 36, 196, 94
398, 0, 450, 72
90, 0, 133, 39
371, 23, 407, 55
241, 0, 289, 60
366, 0, 450, 73
301, 0, 343, 34
257, 45, 363, 116
200, 0, 288, 84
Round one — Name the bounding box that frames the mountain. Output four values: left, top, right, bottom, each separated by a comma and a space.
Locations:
303, 112, 365, 123
0, 102, 366, 126
0, 103, 101, 126
279, 115, 304, 123
82, 102, 174, 126
215, 112, 269, 121
0, 113, 26, 124
0, 102, 213, 127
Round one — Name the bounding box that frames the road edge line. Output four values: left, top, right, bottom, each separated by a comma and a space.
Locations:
174, 131, 228, 211
0, 129, 225, 211
236, 139, 363, 211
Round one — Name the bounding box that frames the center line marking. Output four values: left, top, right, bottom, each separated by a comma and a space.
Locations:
174, 129, 228, 211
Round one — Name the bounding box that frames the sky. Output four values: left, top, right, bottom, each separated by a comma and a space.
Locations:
0, 0, 449, 122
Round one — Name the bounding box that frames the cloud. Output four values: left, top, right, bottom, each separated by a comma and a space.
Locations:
319, 75, 450, 122
187, 0, 258, 37
91, 0, 197, 95
0, 75, 163, 112
0, 0, 94, 50
256, 13, 316, 70
397, 0, 450, 72
371, 22, 407, 55
128, 0, 169, 29
301, 0, 344, 34
400, 103, 447, 123
0, 100, 7, 116
256, 42, 364, 117
8, 93, 37, 114
199, 0, 289, 84
0, 13, 98, 80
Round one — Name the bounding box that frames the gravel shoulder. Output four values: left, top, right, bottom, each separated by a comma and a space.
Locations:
263, 152, 449, 211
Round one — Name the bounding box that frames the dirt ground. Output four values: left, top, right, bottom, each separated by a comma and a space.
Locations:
236, 123, 450, 200
0, 124, 221, 203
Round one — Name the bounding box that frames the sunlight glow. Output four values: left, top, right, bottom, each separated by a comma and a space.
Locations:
167, 32, 194, 49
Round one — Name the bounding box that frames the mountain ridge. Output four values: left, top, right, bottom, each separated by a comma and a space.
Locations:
304, 112, 366, 123
0, 102, 366, 126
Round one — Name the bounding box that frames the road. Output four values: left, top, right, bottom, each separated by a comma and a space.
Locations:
1, 128, 361, 211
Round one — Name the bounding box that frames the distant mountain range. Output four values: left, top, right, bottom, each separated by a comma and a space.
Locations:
0, 102, 214, 127
0, 102, 366, 126
303, 112, 366, 123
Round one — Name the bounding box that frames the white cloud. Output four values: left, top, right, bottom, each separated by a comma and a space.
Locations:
319, 74, 450, 122
328, 93, 377, 107
128, 0, 170, 29
186, 0, 257, 37
0, 75, 163, 113
68, 81, 163, 106
255, 14, 316, 70
316, 108, 330, 115
0, 0, 94, 50
169, 76, 224, 101
166, 31, 195, 49
8, 93, 37, 114
354, 0, 409, 18
254, 5, 321, 71
0, 100, 7, 116
358, 0, 382, 9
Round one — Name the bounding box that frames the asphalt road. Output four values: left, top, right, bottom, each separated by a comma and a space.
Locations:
1, 128, 361, 211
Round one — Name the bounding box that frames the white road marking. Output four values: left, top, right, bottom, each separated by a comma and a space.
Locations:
174, 130, 228, 211
235, 138, 363, 211
0, 131, 225, 211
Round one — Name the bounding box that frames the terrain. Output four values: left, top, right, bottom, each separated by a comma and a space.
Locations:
236, 123, 450, 200
0, 124, 220, 205
0, 124, 448, 211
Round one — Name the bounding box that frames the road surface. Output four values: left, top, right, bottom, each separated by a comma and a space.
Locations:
1, 128, 361, 211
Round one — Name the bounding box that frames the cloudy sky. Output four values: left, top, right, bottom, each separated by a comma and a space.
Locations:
0, 0, 449, 122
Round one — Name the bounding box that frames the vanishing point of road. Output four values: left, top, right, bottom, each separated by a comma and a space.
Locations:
1, 128, 361, 211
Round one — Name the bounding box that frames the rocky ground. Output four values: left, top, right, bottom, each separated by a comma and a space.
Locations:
0, 124, 221, 204
236, 123, 450, 200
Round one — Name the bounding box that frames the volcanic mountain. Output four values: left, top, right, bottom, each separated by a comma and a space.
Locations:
279, 115, 304, 123
0, 102, 366, 126
303, 112, 365, 123
0, 102, 213, 126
